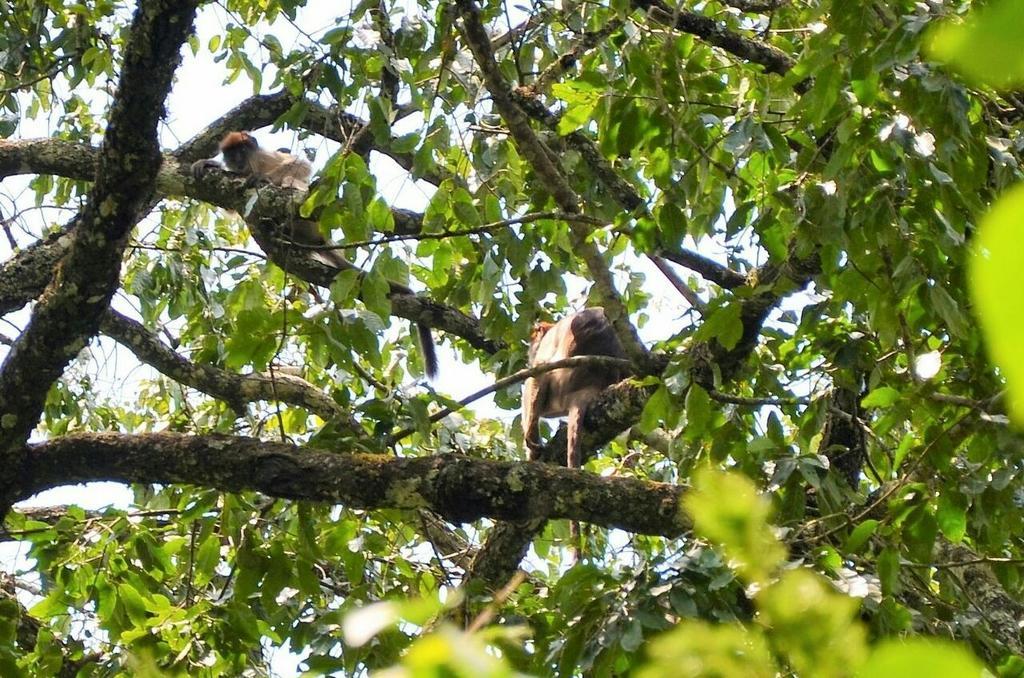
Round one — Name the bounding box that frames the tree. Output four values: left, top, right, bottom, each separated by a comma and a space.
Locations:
0, 0, 1020, 674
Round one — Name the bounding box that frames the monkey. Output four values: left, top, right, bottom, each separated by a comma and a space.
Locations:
191, 131, 312, 190
191, 131, 439, 378
191, 131, 345, 268
192, 132, 355, 270
522, 307, 629, 469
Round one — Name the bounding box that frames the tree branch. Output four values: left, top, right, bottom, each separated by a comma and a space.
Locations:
648, 254, 707, 313
656, 245, 748, 289
719, 0, 787, 14
12, 432, 689, 538
100, 309, 359, 429
0, 139, 501, 356
632, 0, 795, 77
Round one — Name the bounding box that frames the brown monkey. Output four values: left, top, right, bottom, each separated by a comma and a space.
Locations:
192, 132, 358, 271
191, 131, 312, 190
192, 131, 438, 378
522, 307, 629, 468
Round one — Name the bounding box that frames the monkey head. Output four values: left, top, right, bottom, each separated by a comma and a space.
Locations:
218, 131, 259, 173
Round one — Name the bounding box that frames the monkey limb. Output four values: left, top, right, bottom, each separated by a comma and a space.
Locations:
521, 307, 630, 467
192, 131, 438, 378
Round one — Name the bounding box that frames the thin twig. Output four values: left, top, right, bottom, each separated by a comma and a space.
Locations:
709, 389, 807, 406
274, 211, 608, 252
647, 254, 706, 314
466, 570, 527, 633
387, 355, 634, 445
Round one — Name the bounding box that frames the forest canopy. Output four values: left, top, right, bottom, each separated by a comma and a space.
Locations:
0, 0, 1022, 675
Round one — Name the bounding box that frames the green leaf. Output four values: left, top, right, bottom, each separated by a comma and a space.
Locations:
927, 284, 968, 339
859, 639, 983, 678
936, 491, 968, 543
620, 620, 643, 652
361, 266, 393, 321
928, 0, 1024, 89
117, 582, 149, 626
696, 303, 744, 350
636, 621, 774, 678
193, 534, 220, 586
844, 520, 879, 554
29, 591, 67, 620
903, 508, 938, 563
322, 27, 351, 46
638, 386, 671, 432
861, 387, 900, 409
970, 183, 1024, 423
451, 188, 481, 226
878, 547, 901, 596
759, 570, 868, 677
552, 82, 601, 134
684, 384, 712, 437
685, 467, 785, 585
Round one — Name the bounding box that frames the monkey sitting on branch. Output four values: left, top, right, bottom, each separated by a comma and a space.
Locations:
192, 130, 313, 190
191, 131, 438, 378
522, 307, 631, 469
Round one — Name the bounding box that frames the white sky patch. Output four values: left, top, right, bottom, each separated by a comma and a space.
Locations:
914, 350, 942, 380
913, 131, 936, 157
834, 567, 881, 601
275, 587, 300, 605
353, 25, 382, 48
879, 113, 911, 142
343, 602, 400, 647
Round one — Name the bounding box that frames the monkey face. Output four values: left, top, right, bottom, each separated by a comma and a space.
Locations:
219, 131, 259, 174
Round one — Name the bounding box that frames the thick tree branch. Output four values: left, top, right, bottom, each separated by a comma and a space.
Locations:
720, 0, 787, 12
12, 432, 689, 538
0, 137, 426, 234
0, 139, 500, 356
0, 137, 96, 177
464, 519, 545, 589
0, 0, 199, 460
632, 0, 795, 77
0, 227, 75, 316
656, 246, 749, 289
934, 540, 1024, 659
100, 309, 359, 429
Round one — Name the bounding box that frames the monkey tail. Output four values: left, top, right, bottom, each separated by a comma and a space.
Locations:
416, 321, 439, 379
385, 280, 438, 379
569, 521, 585, 564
